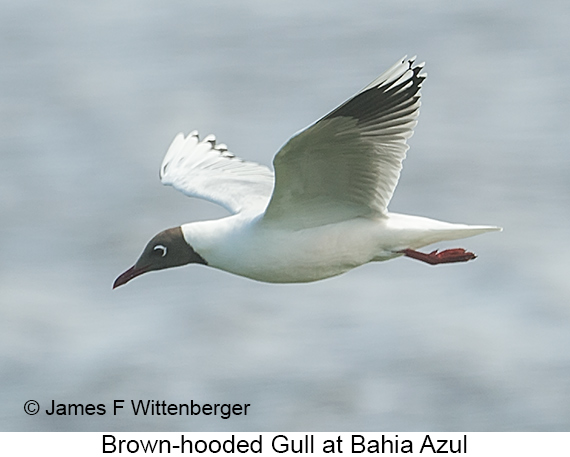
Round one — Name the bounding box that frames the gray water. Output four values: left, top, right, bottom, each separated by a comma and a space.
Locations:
1, 0, 570, 431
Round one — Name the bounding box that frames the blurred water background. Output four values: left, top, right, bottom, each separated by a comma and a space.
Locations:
1, 0, 569, 431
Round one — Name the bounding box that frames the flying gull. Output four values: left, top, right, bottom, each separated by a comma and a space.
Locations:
114, 56, 500, 288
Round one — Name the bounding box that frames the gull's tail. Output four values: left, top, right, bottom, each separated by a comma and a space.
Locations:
387, 213, 502, 250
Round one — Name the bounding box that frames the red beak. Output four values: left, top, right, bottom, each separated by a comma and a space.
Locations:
113, 265, 150, 289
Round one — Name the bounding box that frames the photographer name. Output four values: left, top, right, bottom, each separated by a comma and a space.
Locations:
44, 399, 250, 419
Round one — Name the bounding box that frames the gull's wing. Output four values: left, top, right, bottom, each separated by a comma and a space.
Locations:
160, 131, 274, 214
263, 56, 425, 228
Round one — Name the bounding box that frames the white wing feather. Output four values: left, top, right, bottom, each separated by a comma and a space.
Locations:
160, 131, 274, 215
263, 56, 425, 228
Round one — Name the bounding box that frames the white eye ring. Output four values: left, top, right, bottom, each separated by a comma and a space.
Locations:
153, 244, 167, 257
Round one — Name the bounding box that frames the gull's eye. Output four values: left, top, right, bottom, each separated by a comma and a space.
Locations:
153, 244, 167, 257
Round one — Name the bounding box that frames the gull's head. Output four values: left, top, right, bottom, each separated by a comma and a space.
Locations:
113, 226, 206, 289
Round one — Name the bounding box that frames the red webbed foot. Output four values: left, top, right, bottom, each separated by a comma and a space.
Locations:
399, 248, 477, 265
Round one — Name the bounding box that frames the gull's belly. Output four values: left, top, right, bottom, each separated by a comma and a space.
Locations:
207, 218, 392, 283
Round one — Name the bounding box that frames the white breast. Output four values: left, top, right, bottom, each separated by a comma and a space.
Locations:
181, 215, 386, 283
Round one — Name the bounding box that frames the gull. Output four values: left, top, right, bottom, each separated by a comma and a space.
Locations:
113, 56, 500, 288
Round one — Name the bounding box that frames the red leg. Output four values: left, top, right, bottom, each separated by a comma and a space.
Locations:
399, 248, 477, 265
